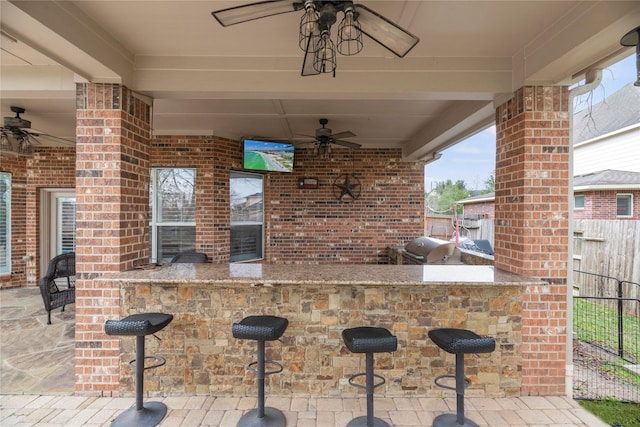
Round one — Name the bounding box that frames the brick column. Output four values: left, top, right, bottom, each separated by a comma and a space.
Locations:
495, 86, 570, 395
74, 83, 151, 395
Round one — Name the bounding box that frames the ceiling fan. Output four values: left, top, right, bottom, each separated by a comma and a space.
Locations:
298, 118, 361, 158
0, 106, 74, 156
212, 0, 419, 77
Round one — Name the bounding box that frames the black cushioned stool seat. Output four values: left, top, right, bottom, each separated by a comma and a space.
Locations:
232, 315, 288, 341
233, 315, 288, 427
342, 327, 398, 427
428, 328, 496, 427
105, 313, 173, 427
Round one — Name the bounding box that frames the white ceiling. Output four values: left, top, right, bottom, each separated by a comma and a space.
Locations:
1, 1, 638, 159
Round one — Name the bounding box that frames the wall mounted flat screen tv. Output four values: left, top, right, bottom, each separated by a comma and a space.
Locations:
243, 139, 295, 173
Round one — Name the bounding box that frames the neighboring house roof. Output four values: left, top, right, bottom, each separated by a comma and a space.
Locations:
573, 83, 640, 144
458, 192, 495, 204
574, 169, 640, 192
459, 170, 640, 204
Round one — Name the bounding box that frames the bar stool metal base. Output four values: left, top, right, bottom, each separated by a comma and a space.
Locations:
347, 415, 391, 427
433, 413, 479, 427
110, 401, 168, 427
428, 329, 495, 427
237, 407, 286, 427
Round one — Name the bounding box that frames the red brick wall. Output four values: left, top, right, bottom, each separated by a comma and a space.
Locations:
75, 83, 152, 395
462, 201, 495, 218
0, 148, 76, 289
574, 190, 640, 220
150, 136, 239, 262
495, 86, 570, 396
150, 137, 424, 264
266, 148, 424, 263
26, 149, 77, 286
5, 135, 424, 291
495, 86, 570, 278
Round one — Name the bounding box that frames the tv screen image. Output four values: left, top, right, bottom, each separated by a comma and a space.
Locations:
243, 139, 295, 173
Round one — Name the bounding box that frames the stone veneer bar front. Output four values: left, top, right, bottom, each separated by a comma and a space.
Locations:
92, 264, 543, 398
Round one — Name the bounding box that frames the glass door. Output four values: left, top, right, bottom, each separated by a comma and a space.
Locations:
40, 189, 76, 273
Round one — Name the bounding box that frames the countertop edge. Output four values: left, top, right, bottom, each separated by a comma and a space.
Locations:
93, 264, 547, 287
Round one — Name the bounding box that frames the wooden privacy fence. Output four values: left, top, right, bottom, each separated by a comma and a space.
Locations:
574, 220, 640, 306
425, 214, 494, 247
425, 214, 454, 240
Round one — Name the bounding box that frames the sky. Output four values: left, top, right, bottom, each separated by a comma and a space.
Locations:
424, 54, 637, 192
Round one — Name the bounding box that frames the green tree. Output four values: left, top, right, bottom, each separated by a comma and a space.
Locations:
425, 179, 470, 214
482, 173, 495, 193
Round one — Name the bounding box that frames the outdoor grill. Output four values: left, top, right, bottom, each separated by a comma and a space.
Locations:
389, 237, 462, 265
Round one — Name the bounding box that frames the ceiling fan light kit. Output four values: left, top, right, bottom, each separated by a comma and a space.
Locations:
0, 132, 11, 152
299, 118, 361, 158
1, 107, 35, 156
1, 106, 74, 156
0, 131, 33, 156
336, 5, 363, 56
299, 1, 319, 49
313, 29, 337, 75
212, 0, 419, 77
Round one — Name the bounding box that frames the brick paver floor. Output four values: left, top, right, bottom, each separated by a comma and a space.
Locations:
0, 393, 609, 426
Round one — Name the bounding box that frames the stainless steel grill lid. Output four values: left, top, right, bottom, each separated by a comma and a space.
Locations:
403, 237, 460, 264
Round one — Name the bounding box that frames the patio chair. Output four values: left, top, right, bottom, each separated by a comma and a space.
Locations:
39, 252, 76, 325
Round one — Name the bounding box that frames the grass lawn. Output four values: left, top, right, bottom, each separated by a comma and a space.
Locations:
579, 399, 640, 427
574, 298, 639, 425
573, 298, 639, 362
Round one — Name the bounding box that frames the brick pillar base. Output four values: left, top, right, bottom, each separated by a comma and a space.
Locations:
495, 86, 570, 395
74, 83, 151, 395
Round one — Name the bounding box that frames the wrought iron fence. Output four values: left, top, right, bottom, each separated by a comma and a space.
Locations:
573, 270, 640, 403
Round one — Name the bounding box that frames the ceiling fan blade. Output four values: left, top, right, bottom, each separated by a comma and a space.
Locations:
355, 4, 419, 58
301, 34, 320, 76
293, 140, 316, 147
25, 133, 42, 146
28, 131, 75, 146
333, 140, 361, 149
212, 0, 300, 27
331, 130, 356, 140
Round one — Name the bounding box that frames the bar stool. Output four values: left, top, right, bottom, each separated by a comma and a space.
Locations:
428, 328, 496, 427
104, 312, 173, 427
232, 315, 289, 427
342, 326, 398, 427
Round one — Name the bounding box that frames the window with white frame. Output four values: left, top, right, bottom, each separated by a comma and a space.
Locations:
616, 193, 633, 217
0, 172, 10, 274
57, 197, 76, 254
230, 171, 263, 262
150, 168, 196, 263
574, 194, 585, 209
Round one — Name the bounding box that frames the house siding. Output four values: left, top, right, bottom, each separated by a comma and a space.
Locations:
573, 124, 640, 176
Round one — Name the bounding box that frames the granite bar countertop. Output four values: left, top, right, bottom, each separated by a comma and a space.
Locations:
101, 263, 544, 287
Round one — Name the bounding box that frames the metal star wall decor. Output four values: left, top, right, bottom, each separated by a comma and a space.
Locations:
332, 173, 361, 202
